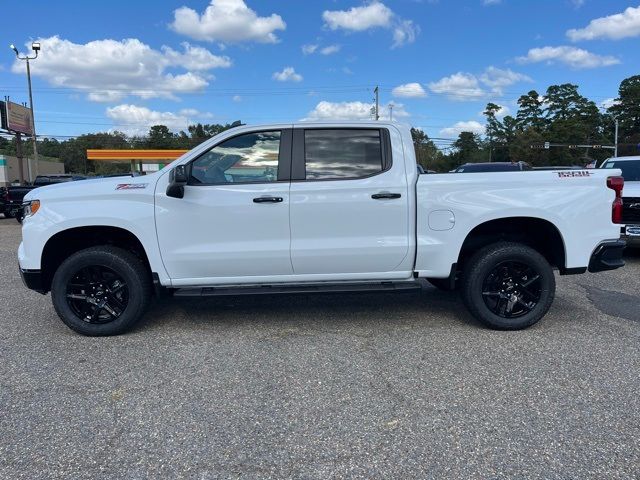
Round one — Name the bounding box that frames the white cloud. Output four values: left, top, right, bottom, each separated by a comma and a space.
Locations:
106, 104, 209, 135
303, 100, 408, 121
392, 20, 419, 48
427, 67, 531, 101
483, 0, 501, 5
170, 0, 286, 44
516, 45, 620, 68
272, 66, 303, 82
232, 95, 242, 102
571, 0, 585, 8
428, 72, 486, 101
479, 66, 532, 94
392, 82, 427, 98
303, 43, 342, 56
323, 2, 393, 31
320, 44, 341, 55
567, 5, 640, 41
302, 44, 319, 55
440, 120, 485, 137
12, 36, 228, 102
162, 42, 231, 70
322, 2, 418, 48
601, 97, 619, 109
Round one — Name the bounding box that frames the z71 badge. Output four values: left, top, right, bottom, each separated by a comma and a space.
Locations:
116, 183, 148, 190
556, 171, 592, 178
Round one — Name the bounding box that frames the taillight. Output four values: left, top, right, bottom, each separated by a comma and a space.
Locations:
607, 176, 624, 224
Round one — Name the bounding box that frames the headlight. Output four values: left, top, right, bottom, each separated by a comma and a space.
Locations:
23, 200, 41, 218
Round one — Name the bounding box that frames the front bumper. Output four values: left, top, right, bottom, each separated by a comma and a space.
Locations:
588, 240, 626, 273
19, 268, 47, 294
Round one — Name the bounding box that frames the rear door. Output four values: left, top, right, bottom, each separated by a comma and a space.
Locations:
288, 126, 411, 276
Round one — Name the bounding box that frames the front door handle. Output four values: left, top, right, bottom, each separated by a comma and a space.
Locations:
371, 192, 402, 200
253, 196, 283, 203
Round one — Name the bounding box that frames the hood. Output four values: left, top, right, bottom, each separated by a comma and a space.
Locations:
23, 176, 154, 202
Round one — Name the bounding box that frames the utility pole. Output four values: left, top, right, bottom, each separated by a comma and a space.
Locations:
373, 86, 380, 121
389, 103, 394, 121
614, 118, 619, 157
10, 42, 40, 163
15, 133, 24, 184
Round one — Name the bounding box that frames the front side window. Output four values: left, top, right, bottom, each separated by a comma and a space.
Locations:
304, 129, 384, 180
190, 131, 281, 185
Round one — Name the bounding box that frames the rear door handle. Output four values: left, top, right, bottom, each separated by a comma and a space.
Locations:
371, 192, 402, 200
253, 196, 283, 203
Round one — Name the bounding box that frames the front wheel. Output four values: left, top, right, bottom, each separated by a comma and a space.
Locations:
51, 246, 151, 336
461, 242, 555, 330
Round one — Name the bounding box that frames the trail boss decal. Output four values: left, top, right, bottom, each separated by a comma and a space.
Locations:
556, 171, 592, 178
116, 183, 148, 190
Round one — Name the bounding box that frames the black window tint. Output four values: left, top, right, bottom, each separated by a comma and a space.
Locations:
190, 131, 281, 185
304, 129, 383, 180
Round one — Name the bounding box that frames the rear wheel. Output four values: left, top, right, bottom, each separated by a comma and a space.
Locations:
51, 246, 151, 336
461, 242, 555, 330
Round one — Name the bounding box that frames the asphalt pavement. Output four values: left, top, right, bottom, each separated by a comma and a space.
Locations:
1, 216, 639, 479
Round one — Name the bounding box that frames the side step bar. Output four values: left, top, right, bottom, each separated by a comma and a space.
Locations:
174, 281, 423, 297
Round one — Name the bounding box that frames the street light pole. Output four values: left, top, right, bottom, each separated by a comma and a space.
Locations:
10, 42, 40, 164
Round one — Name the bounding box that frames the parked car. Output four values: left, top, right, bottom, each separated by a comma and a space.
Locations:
5, 174, 86, 221
533, 166, 585, 171
454, 161, 531, 173
600, 156, 640, 247
18, 122, 625, 336
0, 186, 9, 218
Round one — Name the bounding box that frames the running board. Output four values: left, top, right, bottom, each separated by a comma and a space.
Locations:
174, 281, 423, 297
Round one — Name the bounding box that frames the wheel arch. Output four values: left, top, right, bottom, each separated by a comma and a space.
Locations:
40, 226, 152, 293
457, 216, 568, 274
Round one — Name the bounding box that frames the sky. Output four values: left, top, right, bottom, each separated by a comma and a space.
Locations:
1, 0, 638, 147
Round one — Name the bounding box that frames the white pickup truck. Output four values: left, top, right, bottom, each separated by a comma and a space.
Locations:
18, 122, 626, 336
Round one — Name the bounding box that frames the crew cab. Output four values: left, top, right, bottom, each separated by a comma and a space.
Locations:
600, 156, 640, 247
18, 122, 626, 336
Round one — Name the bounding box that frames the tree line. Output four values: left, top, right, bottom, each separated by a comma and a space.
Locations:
0, 122, 241, 176
0, 75, 638, 175
414, 75, 640, 172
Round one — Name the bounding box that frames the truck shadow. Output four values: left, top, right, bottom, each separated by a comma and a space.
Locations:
139, 286, 484, 332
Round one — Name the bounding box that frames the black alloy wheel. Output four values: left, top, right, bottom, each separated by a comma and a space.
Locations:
51, 246, 151, 336
481, 261, 542, 318
66, 265, 130, 324
461, 242, 555, 330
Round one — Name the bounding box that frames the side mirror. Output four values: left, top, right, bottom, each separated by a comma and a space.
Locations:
166, 165, 188, 199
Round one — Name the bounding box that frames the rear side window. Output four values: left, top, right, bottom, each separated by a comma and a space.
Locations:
304, 129, 384, 180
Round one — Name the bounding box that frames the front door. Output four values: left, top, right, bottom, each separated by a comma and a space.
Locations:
155, 129, 293, 282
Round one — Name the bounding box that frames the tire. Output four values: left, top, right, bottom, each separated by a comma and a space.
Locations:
51, 246, 151, 336
461, 242, 555, 330
3, 210, 14, 219
426, 277, 455, 291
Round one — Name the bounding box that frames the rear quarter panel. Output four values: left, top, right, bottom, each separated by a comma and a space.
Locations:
415, 170, 621, 277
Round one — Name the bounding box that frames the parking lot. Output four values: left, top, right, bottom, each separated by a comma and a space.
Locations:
1, 217, 639, 479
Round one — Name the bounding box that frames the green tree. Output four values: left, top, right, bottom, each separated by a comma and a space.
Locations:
453, 131, 483, 165
411, 127, 446, 170
516, 90, 545, 131
609, 75, 640, 157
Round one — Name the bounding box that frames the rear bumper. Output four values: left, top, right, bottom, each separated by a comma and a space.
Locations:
588, 240, 626, 273
621, 225, 640, 247
19, 268, 47, 294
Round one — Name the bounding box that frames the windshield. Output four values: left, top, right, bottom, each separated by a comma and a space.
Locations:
602, 160, 640, 181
